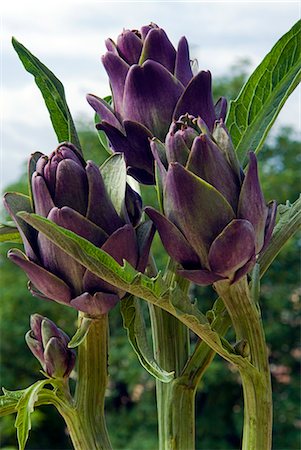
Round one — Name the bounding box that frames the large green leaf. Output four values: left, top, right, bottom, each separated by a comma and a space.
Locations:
120, 296, 174, 383
101, 153, 127, 216
17, 211, 256, 371
12, 38, 81, 152
15, 380, 49, 450
0, 388, 25, 417
226, 20, 301, 164
0, 223, 22, 244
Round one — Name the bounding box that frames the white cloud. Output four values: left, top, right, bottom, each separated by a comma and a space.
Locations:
1, 0, 300, 187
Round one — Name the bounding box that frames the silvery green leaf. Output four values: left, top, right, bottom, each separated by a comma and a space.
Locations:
101, 153, 127, 216
121, 296, 174, 383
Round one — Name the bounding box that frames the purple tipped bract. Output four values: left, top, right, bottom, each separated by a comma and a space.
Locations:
146, 117, 276, 286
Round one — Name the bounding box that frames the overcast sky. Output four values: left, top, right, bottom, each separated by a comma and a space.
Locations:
1, 0, 300, 188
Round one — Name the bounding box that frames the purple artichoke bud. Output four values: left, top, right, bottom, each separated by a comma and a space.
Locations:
4, 143, 154, 317
165, 117, 199, 166
146, 146, 277, 286
87, 24, 226, 184
25, 314, 75, 378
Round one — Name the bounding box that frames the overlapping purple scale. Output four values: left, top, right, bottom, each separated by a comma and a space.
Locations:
38, 207, 107, 294
208, 219, 256, 277
123, 60, 184, 140
214, 97, 228, 121
42, 145, 85, 198
186, 135, 240, 210
150, 139, 167, 184
139, 28, 176, 73
3, 192, 38, 261
177, 268, 225, 285
30, 314, 44, 343
261, 200, 277, 252
31, 173, 55, 217
173, 71, 216, 131
165, 128, 193, 165
135, 220, 156, 272
145, 206, 200, 267
141, 23, 157, 40
43, 337, 72, 378
105, 38, 118, 53
231, 254, 256, 284
101, 224, 138, 268
25, 330, 44, 365
174, 36, 193, 86
54, 159, 88, 216
116, 29, 143, 65
123, 121, 155, 174
8, 249, 72, 304
86, 94, 123, 130
96, 120, 154, 184
164, 163, 235, 266
124, 183, 143, 227
238, 152, 268, 253
34, 154, 48, 176
70, 292, 120, 316
102, 52, 129, 117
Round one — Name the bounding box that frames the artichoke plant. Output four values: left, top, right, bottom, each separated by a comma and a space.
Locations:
146, 116, 277, 285
87, 23, 227, 184
26, 314, 75, 379
4, 143, 154, 316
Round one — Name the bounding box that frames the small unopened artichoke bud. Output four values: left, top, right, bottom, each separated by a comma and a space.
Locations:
26, 314, 75, 379
234, 339, 250, 358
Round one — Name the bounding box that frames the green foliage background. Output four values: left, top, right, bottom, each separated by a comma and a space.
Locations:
0, 63, 300, 450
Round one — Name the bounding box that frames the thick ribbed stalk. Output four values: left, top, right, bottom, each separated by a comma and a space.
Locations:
149, 304, 191, 450
73, 314, 112, 450
215, 277, 272, 450
148, 258, 191, 450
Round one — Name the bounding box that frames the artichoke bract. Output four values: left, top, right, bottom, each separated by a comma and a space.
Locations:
146, 117, 277, 285
87, 23, 226, 184
26, 314, 75, 379
4, 143, 154, 316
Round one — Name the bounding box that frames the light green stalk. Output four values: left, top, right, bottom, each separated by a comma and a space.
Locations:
215, 277, 272, 450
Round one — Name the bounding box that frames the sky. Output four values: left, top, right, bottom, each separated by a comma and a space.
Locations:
1, 0, 300, 188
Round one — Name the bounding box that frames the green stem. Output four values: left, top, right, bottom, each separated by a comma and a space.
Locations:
72, 313, 112, 450
166, 380, 195, 450
182, 297, 231, 388
215, 277, 272, 450
148, 258, 191, 450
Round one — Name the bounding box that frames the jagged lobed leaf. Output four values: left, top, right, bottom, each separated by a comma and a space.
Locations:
12, 38, 81, 152
0, 388, 26, 416
15, 380, 49, 450
17, 211, 257, 369
120, 296, 174, 382
226, 20, 301, 164
18, 211, 167, 299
